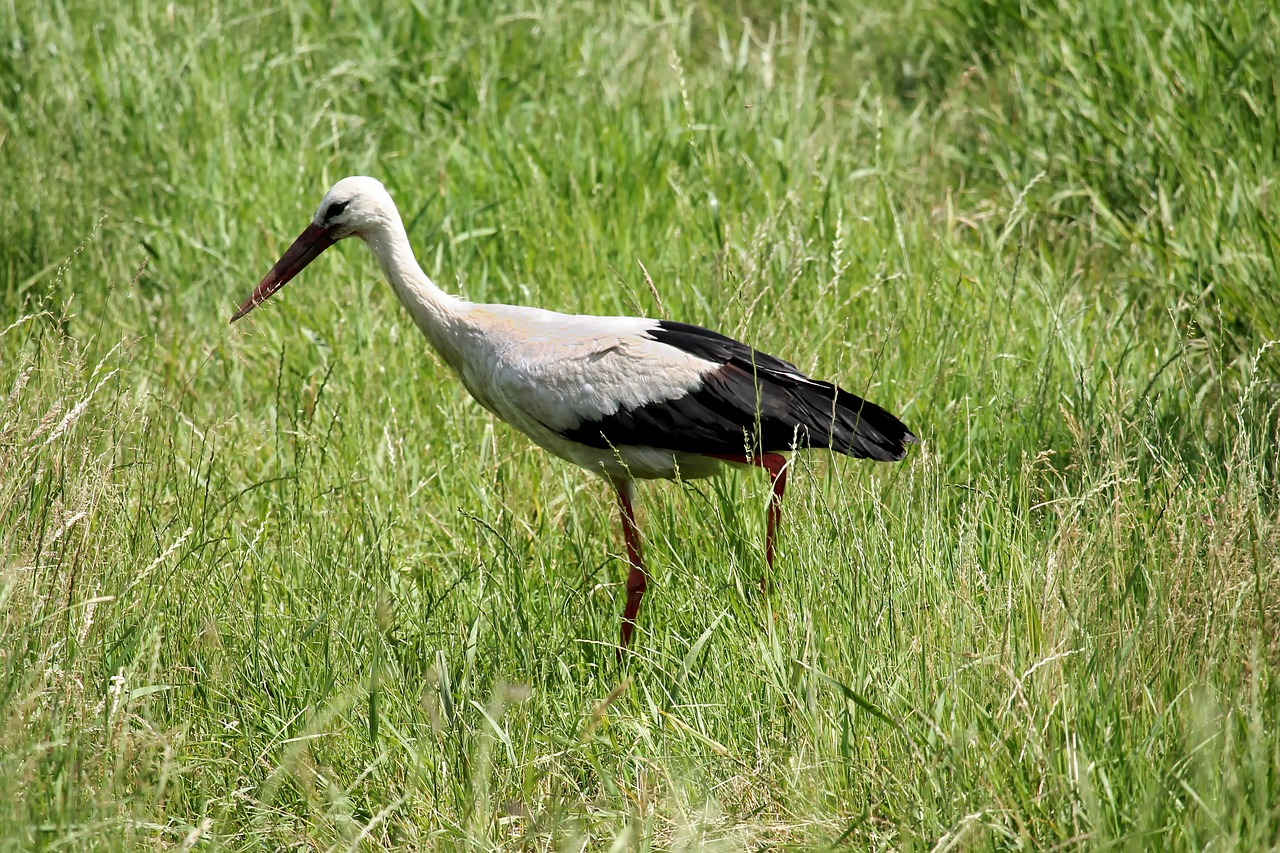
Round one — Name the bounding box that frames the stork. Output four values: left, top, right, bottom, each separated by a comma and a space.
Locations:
231, 177, 916, 652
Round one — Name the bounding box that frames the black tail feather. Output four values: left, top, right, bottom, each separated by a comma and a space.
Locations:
766, 378, 914, 460
827, 385, 918, 460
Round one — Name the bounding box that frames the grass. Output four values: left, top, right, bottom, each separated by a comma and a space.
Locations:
2, 0, 1278, 848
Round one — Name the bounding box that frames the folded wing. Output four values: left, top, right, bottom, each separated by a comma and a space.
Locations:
558, 320, 917, 461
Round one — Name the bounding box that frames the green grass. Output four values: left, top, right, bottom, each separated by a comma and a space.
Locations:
3, 0, 1279, 848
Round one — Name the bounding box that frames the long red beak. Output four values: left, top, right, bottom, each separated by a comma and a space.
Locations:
230, 223, 335, 323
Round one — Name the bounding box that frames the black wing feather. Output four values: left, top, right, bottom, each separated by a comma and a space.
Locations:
559, 320, 917, 461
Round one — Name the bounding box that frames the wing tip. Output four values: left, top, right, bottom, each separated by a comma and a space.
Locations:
836, 396, 918, 462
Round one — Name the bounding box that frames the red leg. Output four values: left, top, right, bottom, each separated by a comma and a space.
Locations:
761, 454, 788, 569
614, 479, 647, 653
710, 452, 789, 588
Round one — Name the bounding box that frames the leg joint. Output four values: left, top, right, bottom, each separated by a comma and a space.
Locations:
626, 570, 647, 596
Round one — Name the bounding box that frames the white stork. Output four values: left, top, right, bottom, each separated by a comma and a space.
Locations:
231, 177, 916, 651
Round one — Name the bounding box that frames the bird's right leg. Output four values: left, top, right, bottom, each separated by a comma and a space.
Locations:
614, 478, 647, 653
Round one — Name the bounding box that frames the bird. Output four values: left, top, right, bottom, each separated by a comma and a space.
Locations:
231, 176, 917, 652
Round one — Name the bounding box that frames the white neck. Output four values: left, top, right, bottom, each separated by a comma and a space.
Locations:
358, 207, 474, 369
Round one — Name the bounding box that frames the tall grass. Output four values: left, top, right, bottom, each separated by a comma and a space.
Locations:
2, 0, 1277, 848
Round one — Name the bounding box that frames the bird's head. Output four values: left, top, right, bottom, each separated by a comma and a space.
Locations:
311, 175, 394, 241
230, 176, 395, 322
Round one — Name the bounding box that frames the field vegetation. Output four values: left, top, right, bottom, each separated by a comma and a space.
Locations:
2, 0, 1278, 848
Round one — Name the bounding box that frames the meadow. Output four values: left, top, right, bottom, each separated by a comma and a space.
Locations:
2, 0, 1278, 848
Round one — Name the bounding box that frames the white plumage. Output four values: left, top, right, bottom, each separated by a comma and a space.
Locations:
232, 176, 916, 652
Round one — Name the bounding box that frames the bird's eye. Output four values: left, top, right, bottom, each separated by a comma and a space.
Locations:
325, 200, 349, 221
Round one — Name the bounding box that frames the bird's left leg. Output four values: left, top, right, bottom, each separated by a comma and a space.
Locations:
613, 478, 647, 653
758, 452, 789, 573
710, 452, 789, 588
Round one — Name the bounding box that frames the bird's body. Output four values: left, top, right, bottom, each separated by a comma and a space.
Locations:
404, 304, 728, 481
233, 176, 916, 652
